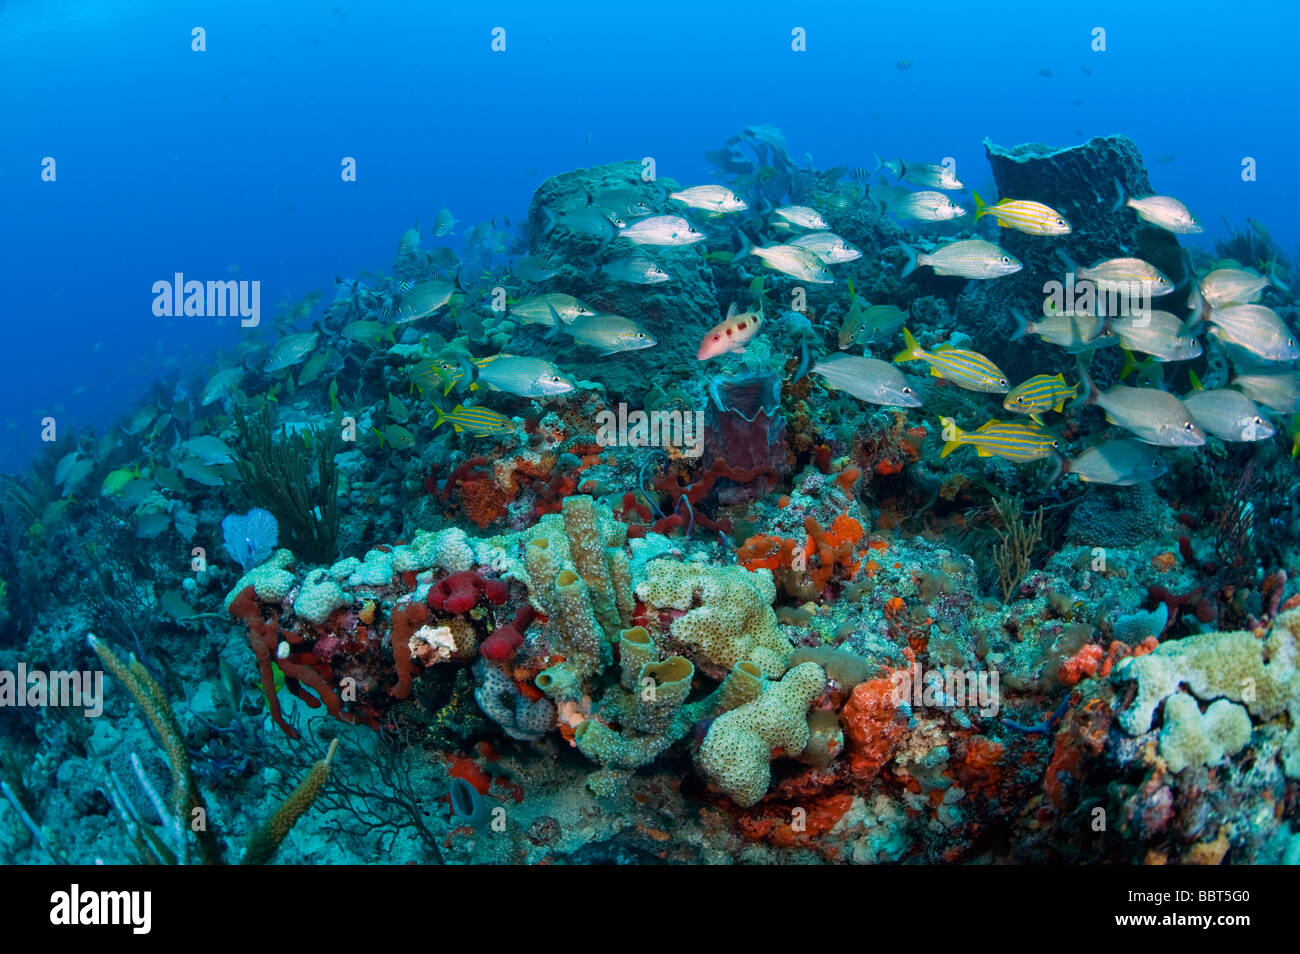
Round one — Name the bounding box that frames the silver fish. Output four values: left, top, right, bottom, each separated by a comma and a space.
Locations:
395, 279, 455, 323
1055, 439, 1167, 485
1183, 389, 1274, 442
886, 190, 966, 222
1069, 255, 1174, 296
669, 185, 747, 213
789, 232, 862, 264
264, 331, 320, 373
1199, 268, 1269, 308
749, 243, 834, 283
1115, 181, 1202, 234
902, 240, 1020, 280
1013, 312, 1115, 353
511, 293, 596, 326
619, 215, 705, 246
1206, 304, 1299, 361
514, 255, 562, 283
1107, 311, 1202, 361
772, 206, 829, 230
591, 189, 655, 218
560, 314, 657, 355
1231, 370, 1300, 413
201, 366, 244, 406
549, 205, 625, 240
812, 355, 922, 407
875, 155, 963, 190
476, 355, 576, 397
433, 208, 458, 236
1078, 365, 1204, 446
180, 435, 235, 465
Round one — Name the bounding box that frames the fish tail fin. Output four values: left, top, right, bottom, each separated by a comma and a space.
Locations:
433, 406, 448, 430
894, 327, 922, 364
1047, 450, 1069, 486
1188, 368, 1204, 391
1111, 177, 1127, 213
900, 241, 919, 278
736, 229, 755, 259
972, 191, 989, 220
871, 152, 884, 176
1010, 308, 1030, 342
1073, 358, 1099, 408
1031, 413, 1046, 426
541, 207, 557, 237
1268, 259, 1291, 292
371, 427, 387, 448
938, 417, 964, 458
1056, 247, 1081, 275
1118, 347, 1137, 381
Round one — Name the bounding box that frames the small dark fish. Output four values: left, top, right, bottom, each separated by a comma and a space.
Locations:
896, 58, 914, 71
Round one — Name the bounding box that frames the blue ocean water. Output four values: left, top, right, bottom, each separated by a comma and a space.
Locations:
1, 0, 1296, 473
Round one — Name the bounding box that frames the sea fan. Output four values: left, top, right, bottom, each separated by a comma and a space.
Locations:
222, 508, 279, 571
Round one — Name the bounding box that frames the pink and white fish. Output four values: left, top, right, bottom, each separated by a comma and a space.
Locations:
697, 302, 763, 360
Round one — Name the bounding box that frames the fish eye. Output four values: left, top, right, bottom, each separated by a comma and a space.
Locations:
998, 379, 1008, 387
902, 386, 913, 394
1001, 257, 1011, 264
1051, 440, 1060, 448
1015, 396, 1025, 405
1056, 218, 1065, 226
1254, 416, 1264, 425
1183, 421, 1194, 430
552, 376, 562, 382
636, 332, 646, 339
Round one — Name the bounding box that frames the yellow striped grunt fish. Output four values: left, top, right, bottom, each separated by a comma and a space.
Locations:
894, 328, 1009, 393
973, 192, 1071, 236
434, 404, 515, 436
939, 417, 1060, 461
1003, 373, 1078, 424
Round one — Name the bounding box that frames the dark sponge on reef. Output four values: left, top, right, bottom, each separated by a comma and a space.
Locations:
973, 136, 1190, 381
523, 160, 719, 402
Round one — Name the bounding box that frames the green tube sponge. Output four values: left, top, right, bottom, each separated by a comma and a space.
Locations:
619, 626, 658, 691
561, 496, 621, 639
554, 568, 611, 678
696, 662, 827, 807
632, 655, 694, 733
714, 660, 766, 713
535, 662, 580, 700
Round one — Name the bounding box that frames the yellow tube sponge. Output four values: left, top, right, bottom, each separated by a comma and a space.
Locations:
561, 496, 621, 639
553, 569, 611, 678
715, 660, 766, 712
631, 655, 694, 733
523, 537, 560, 617
637, 561, 792, 678
607, 547, 636, 630
697, 662, 826, 807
